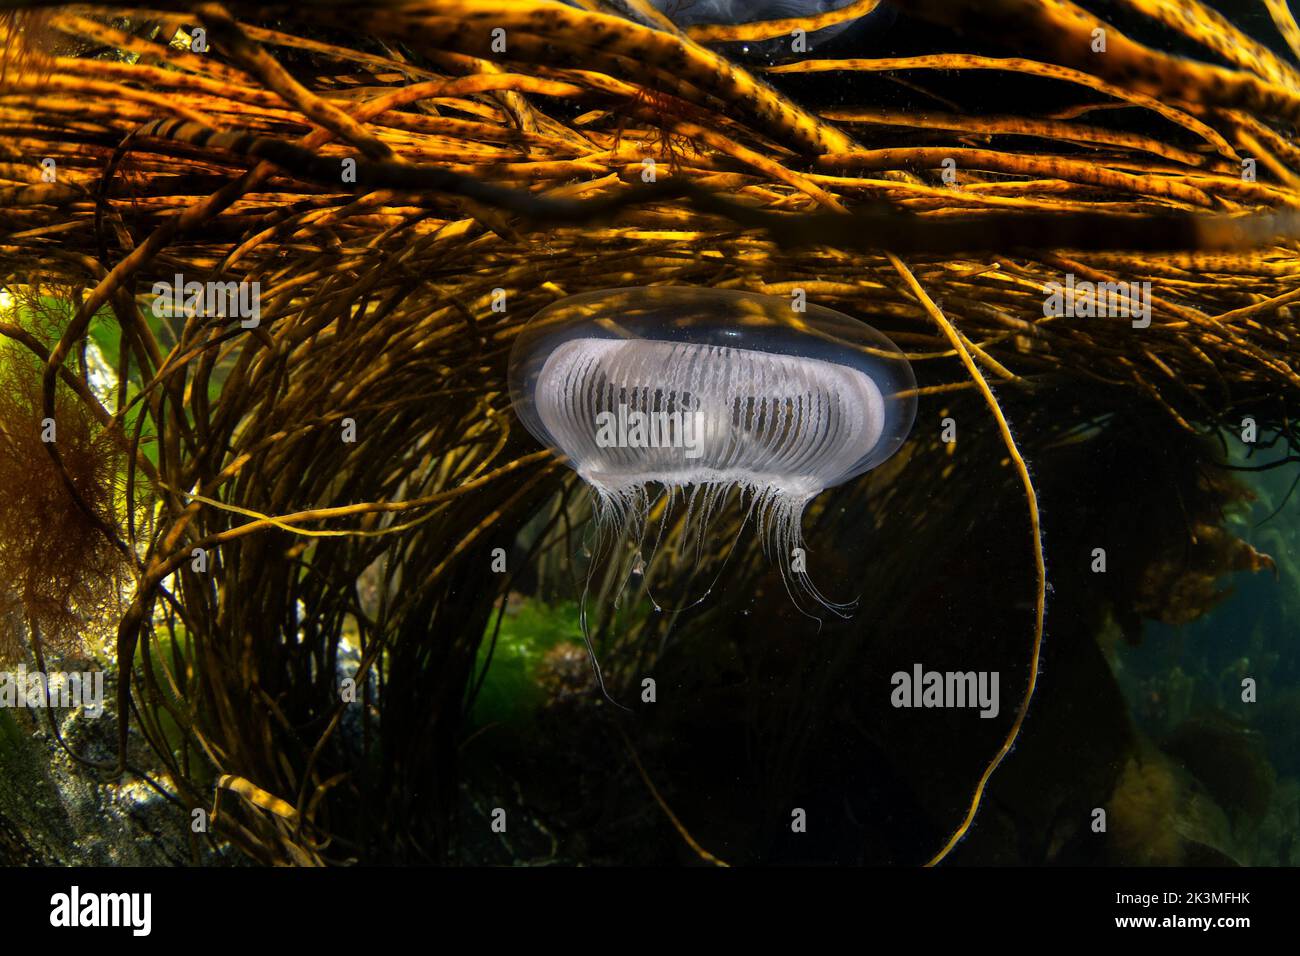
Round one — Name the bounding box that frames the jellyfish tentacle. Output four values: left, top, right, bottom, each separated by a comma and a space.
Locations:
578, 540, 634, 712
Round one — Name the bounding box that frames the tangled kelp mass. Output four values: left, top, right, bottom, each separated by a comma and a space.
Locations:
0, 0, 1297, 867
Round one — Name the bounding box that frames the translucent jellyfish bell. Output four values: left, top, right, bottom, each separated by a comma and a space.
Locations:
508, 286, 916, 616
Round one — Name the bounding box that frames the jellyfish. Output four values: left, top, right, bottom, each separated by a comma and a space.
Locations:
508, 287, 916, 622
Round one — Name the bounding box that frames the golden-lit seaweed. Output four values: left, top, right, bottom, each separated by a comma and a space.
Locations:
0, 0, 1295, 865
0, 291, 127, 668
